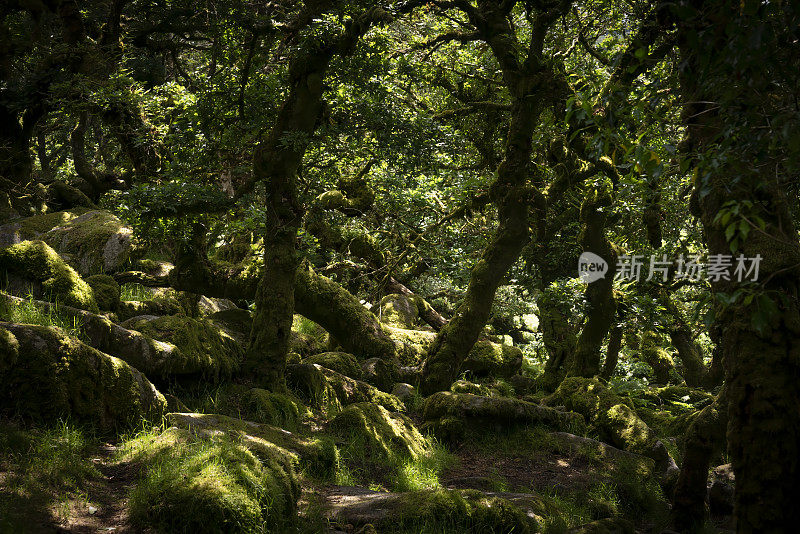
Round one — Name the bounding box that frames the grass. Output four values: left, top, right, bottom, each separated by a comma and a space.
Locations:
333, 429, 457, 492
119, 283, 152, 302
0, 292, 85, 340
0, 419, 100, 531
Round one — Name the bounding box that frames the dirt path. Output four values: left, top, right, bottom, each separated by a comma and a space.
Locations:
56, 444, 141, 534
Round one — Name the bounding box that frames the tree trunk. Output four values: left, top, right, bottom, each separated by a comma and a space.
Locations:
678, 3, 800, 529
419, 1, 561, 394
600, 325, 623, 381
244, 56, 330, 390
671, 388, 728, 532
419, 109, 534, 394
243, 8, 392, 390
569, 190, 617, 377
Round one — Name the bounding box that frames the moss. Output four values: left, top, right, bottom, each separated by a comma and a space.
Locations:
0, 325, 19, 374
639, 331, 674, 384
126, 315, 242, 380
120, 427, 299, 533
243, 388, 308, 430
165, 412, 338, 477
543, 377, 661, 458
385, 325, 523, 376
0, 240, 98, 312
378, 293, 420, 328
40, 209, 137, 275
451, 379, 491, 396
13, 208, 91, 238
565, 517, 635, 534
327, 488, 537, 533
303, 351, 362, 379
0, 322, 167, 429
287, 363, 404, 416
461, 340, 523, 378
117, 288, 191, 321
331, 402, 428, 463
85, 274, 120, 311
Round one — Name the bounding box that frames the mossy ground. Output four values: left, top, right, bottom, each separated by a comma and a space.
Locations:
0, 308, 726, 534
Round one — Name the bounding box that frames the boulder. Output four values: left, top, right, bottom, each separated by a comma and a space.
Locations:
391, 383, 416, 403
321, 486, 541, 533
85, 274, 121, 311
124, 315, 243, 380
0, 209, 137, 275
166, 412, 337, 476
543, 377, 678, 480
303, 351, 363, 379
0, 322, 167, 429
0, 240, 98, 312
377, 293, 420, 328
360, 356, 398, 391
120, 425, 300, 533
330, 402, 429, 463
116, 287, 189, 321
421, 392, 586, 442
287, 363, 404, 416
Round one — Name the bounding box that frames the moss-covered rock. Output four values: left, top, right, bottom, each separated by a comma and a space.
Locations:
462, 340, 523, 378
543, 377, 676, 477
323, 487, 539, 533
451, 379, 492, 396
303, 351, 362, 379
120, 426, 300, 533
377, 293, 420, 328
421, 392, 586, 442
360, 357, 399, 391
125, 315, 243, 380
0, 322, 167, 429
0, 207, 91, 246
40, 210, 137, 275
117, 287, 190, 321
566, 517, 635, 534
166, 412, 337, 477
0, 240, 98, 312
385, 325, 522, 377
209, 308, 253, 346
85, 274, 120, 311
330, 402, 429, 464
287, 363, 404, 416
200, 382, 309, 430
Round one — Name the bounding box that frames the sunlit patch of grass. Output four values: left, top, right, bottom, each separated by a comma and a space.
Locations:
119, 283, 151, 302
333, 430, 457, 492
0, 420, 100, 531
395, 440, 458, 492
0, 293, 85, 339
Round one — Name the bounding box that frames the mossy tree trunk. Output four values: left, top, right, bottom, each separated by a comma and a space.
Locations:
678, 2, 800, 529
569, 190, 617, 378
164, 253, 398, 363
600, 325, 623, 381
245, 9, 393, 390
671, 388, 728, 531
420, 1, 565, 394
245, 54, 331, 391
